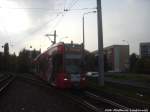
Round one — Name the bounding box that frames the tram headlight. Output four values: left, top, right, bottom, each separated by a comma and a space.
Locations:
81, 77, 86, 80
64, 78, 68, 81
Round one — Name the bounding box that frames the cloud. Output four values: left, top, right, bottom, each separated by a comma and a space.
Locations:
102, 0, 150, 54
1, 0, 150, 55
0, 0, 66, 53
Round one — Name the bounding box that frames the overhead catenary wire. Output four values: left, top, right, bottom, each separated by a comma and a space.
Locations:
14, 11, 66, 48
0, 7, 62, 10
0, 23, 10, 38
1, 0, 87, 12
0, 16, 11, 42
0, 7, 64, 14
71, 7, 96, 11
64, 0, 68, 10
16, 13, 64, 52
14, 12, 62, 45
0, 6, 96, 14
18, 0, 95, 43
64, 0, 97, 12
49, 13, 66, 34
3, 0, 96, 53
68, 0, 79, 10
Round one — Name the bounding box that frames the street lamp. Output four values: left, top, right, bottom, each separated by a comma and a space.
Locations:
122, 40, 130, 55
82, 11, 96, 58
122, 40, 129, 45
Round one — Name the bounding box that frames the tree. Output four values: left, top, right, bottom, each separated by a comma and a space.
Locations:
84, 51, 97, 71
9, 53, 17, 72
134, 58, 150, 74
17, 49, 41, 73
4, 43, 9, 56
17, 49, 31, 73
3, 43, 9, 71
129, 53, 138, 72
0, 52, 3, 71
104, 53, 109, 72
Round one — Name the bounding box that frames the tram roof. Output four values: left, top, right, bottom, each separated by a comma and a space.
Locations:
33, 42, 82, 63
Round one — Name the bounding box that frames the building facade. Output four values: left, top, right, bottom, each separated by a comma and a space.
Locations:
104, 45, 129, 72
140, 42, 150, 58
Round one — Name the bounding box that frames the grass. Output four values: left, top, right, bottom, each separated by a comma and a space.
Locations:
87, 77, 150, 103
105, 73, 150, 84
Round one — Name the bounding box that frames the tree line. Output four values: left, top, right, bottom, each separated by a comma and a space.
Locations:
0, 43, 150, 74
129, 53, 150, 74
0, 43, 40, 73
84, 52, 150, 74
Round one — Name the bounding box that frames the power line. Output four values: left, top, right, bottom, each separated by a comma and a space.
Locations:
64, 7, 96, 12
30, 14, 61, 34
0, 7, 62, 10
64, 0, 76, 11
18, 13, 65, 49
1, 4, 95, 13
68, 0, 80, 10
14, 12, 62, 45
63, 1, 96, 13
0, 7, 65, 16
0, 18, 10, 39
71, 7, 96, 10
64, 0, 68, 10
49, 13, 65, 34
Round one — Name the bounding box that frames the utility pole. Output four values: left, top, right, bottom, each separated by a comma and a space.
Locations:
45, 30, 57, 44
97, 0, 104, 86
54, 30, 56, 44
82, 14, 85, 66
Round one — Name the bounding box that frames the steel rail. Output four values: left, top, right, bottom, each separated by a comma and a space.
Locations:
17, 74, 131, 111
0, 74, 11, 83
61, 91, 102, 112
0, 76, 15, 93
17, 74, 102, 112
85, 91, 129, 110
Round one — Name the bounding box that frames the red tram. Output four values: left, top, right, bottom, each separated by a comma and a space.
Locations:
33, 42, 86, 89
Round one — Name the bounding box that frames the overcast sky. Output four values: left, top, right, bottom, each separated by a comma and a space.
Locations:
0, 0, 150, 55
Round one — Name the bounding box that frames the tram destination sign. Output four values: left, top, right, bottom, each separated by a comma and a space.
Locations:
65, 44, 82, 53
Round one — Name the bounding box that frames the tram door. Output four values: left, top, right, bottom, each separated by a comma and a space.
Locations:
51, 54, 63, 83
47, 57, 53, 83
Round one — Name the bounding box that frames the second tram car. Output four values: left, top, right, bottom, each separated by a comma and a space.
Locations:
33, 42, 86, 89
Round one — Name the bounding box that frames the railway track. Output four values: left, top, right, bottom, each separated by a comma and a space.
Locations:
105, 80, 150, 96
84, 91, 129, 110
17, 74, 102, 112
0, 73, 15, 94
62, 91, 102, 112
87, 86, 150, 109
16, 74, 149, 112
64, 89, 130, 112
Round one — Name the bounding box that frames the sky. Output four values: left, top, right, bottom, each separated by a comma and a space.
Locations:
0, 0, 150, 55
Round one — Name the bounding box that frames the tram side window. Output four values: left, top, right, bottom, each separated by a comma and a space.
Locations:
53, 54, 63, 74
39, 58, 48, 72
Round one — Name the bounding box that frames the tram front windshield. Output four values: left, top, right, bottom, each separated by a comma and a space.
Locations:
65, 54, 81, 74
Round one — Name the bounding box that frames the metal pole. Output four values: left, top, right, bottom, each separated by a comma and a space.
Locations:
54, 30, 56, 44
97, 0, 104, 86
82, 16, 85, 59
